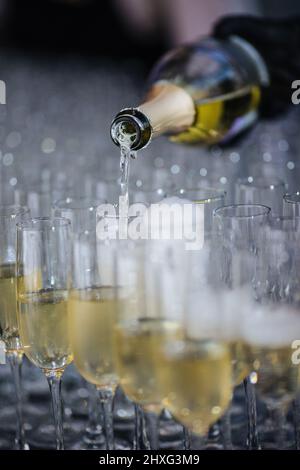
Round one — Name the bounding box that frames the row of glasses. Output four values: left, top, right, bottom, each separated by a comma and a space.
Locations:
113, 237, 235, 449
170, 184, 282, 448
109, 192, 249, 448
53, 197, 142, 450
138, 198, 299, 450
67, 205, 162, 450
118, 193, 297, 448
122, 182, 294, 448
13, 206, 122, 450
2, 180, 300, 448
6, 194, 167, 450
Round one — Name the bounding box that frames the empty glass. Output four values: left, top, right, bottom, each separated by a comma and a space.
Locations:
213, 204, 271, 450
235, 177, 286, 216
174, 187, 226, 240
114, 240, 158, 448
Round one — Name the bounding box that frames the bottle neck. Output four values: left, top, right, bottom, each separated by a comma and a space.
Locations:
110, 108, 152, 151
110, 82, 195, 151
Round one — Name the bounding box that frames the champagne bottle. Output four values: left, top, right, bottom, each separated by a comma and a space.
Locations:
110, 36, 269, 150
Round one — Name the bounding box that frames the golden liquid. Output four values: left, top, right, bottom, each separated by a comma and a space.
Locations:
246, 344, 300, 408
171, 86, 260, 145
18, 289, 72, 372
156, 338, 233, 435
0, 264, 21, 352
69, 287, 118, 390
115, 318, 181, 412
230, 341, 250, 385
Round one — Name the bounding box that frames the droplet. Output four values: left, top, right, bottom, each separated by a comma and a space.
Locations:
287, 161, 295, 170
6, 131, 22, 149
9, 177, 17, 186
41, 137, 56, 154
229, 152, 240, 163
278, 139, 289, 152
3, 153, 14, 166
211, 145, 222, 157
171, 164, 180, 175
263, 152, 272, 162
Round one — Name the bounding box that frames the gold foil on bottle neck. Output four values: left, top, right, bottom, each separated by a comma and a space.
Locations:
139, 81, 195, 137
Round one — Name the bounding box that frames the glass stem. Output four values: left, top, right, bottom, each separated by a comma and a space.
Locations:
7, 351, 28, 450
84, 383, 104, 448
183, 426, 191, 450
205, 422, 224, 450
144, 411, 159, 450
271, 405, 286, 449
45, 370, 65, 450
293, 396, 300, 450
134, 403, 141, 450
220, 411, 233, 449
134, 404, 151, 450
244, 376, 260, 450
98, 388, 114, 450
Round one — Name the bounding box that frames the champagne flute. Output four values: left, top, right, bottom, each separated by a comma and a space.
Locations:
283, 192, 300, 217
68, 226, 119, 450
152, 244, 233, 446
213, 203, 271, 450
52, 197, 107, 447
16, 217, 73, 450
114, 240, 171, 449
0, 204, 30, 450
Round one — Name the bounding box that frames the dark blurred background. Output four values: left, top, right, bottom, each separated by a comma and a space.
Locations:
1, 0, 300, 64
